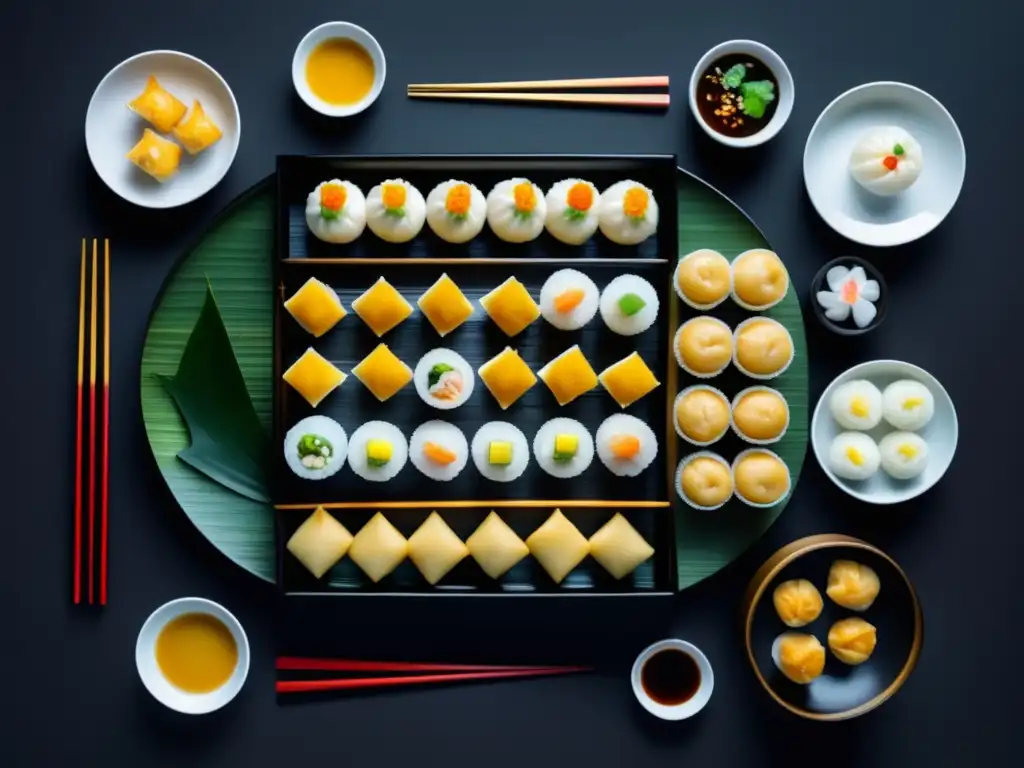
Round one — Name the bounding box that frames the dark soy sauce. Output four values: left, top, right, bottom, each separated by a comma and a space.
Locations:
641, 649, 701, 706
695, 53, 780, 138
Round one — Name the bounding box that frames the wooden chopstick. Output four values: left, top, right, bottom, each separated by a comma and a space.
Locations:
408, 75, 669, 91
277, 667, 590, 694
277, 657, 587, 674
73, 242, 86, 604
408, 91, 669, 108
100, 239, 110, 605
275, 499, 671, 511
87, 240, 98, 605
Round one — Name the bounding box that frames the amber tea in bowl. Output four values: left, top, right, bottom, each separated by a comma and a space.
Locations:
292, 21, 386, 117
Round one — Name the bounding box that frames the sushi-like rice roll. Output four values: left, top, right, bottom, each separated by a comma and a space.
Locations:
426, 180, 488, 244
486, 178, 547, 243
595, 414, 658, 478
348, 421, 408, 483
409, 421, 470, 482
533, 417, 595, 479
470, 421, 530, 483
598, 180, 659, 245
305, 180, 367, 244
365, 179, 427, 243
414, 348, 475, 410
283, 416, 349, 481
545, 179, 601, 245
538, 269, 600, 331
599, 274, 659, 336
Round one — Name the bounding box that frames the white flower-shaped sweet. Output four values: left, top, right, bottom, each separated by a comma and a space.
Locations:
816, 265, 880, 328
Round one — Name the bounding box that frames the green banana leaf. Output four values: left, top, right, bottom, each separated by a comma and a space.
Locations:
156, 280, 270, 503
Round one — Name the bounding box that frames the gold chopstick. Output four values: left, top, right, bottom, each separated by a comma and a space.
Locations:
408, 75, 669, 92
407, 91, 669, 108
276, 500, 671, 511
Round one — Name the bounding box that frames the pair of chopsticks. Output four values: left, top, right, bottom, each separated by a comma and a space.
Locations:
408, 75, 670, 109
276, 657, 592, 694
74, 239, 110, 606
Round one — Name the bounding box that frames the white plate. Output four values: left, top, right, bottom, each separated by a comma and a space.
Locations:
803, 82, 965, 247
85, 50, 240, 209
135, 597, 250, 715
811, 360, 958, 505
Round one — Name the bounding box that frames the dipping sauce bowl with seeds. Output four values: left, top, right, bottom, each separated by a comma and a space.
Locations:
689, 40, 794, 148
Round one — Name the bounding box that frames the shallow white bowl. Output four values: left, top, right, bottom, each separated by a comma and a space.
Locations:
85, 50, 240, 209
136, 597, 250, 715
631, 639, 714, 720
292, 22, 386, 117
811, 360, 958, 504
803, 82, 965, 247
689, 39, 794, 148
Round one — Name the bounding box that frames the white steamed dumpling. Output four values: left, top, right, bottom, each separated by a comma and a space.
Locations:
486, 178, 547, 243
879, 431, 929, 479
829, 380, 883, 431
305, 180, 367, 244
598, 180, 659, 245
828, 432, 881, 481
426, 180, 487, 244
545, 179, 601, 245
848, 126, 923, 196
366, 179, 427, 243
882, 380, 935, 431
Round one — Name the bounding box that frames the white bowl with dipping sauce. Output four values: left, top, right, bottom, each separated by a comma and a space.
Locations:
136, 597, 250, 715
292, 21, 386, 117
689, 40, 794, 148
631, 639, 714, 720
85, 50, 241, 209
803, 82, 966, 247
811, 359, 958, 505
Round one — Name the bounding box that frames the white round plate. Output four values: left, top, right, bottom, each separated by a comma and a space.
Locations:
85, 50, 240, 209
803, 82, 965, 247
811, 360, 958, 504
631, 639, 714, 720
135, 597, 250, 715
292, 21, 386, 117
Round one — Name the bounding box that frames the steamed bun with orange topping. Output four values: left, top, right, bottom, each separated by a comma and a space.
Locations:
598, 180, 659, 245
426, 180, 487, 244
487, 178, 547, 243
305, 180, 367, 244
366, 179, 427, 243
545, 179, 601, 245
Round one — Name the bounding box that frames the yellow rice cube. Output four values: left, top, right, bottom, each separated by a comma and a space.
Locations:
407, 512, 469, 585
477, 347, 537, 409
488, 441, 512, 466
537, 345, 598, 406
466, 511, 529, 579
525, 509, 589, 584
479, 277, 540, 337
348, 512, 408, 583
286, 506, 353, 579
553, 434, 578, 460
366, 439, 393, 465
598, 352, 661, 408
284, 277, 347, 337
588, 513, 655, 580
351, 343, 413, 402
282, 347, 346, 407
351, 277, 413, 337
417, 273, 474, 336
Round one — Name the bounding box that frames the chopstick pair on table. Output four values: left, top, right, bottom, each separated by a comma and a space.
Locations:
408, 75, 670, 109
276, 657, 592, 695
74, 239, 110, 606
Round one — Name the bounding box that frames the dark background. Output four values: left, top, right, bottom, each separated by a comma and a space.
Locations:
3, 0, 1017, 764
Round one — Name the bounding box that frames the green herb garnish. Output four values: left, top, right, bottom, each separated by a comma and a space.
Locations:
428, 363, 454, 388
367, 456, 390, 468
739, 80, 776, 119
320, 206, 340, 220
893, 143, 905, 156
384, 207, 406, 218
617, 293, 646, 317
564, 208, 588, 222
448, 212, 468, 221
721, 63, 746, 90
297, 433, 332, 460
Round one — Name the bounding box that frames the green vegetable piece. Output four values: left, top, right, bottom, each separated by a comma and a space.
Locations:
721, 63, 746, 90
617, 292, 647, 316
320, 205, 340, 221
564, 207, 588, 222
385, 206, 406, 218
297, 433, 332, 460
428, 363, 455, 388
553, 450, 574, 462
367, 456, 390, 468
893, 143, 905, 156
739, 80, 776, 119
448, 211, 468, 221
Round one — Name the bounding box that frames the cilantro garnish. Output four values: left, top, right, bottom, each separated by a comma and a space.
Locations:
739, 80, 776, 119
721, 64, 746, 90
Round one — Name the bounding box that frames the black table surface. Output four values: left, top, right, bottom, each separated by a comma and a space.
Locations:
4, 0, 1019, 764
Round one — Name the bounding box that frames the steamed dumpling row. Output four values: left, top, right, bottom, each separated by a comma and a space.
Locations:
305, 178, 659, 245
286, 508, 654, 585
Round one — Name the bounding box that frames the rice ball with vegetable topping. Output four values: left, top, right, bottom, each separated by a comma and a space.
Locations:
410, 421, 470, 482
471, 421, 530, 483
348, 421, 408, 483
413, 348, 475, 410
284, 416, 349, 481
599, 274, 660, 336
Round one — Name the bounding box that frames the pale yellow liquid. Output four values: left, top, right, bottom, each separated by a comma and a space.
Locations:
306, 38, 375, 105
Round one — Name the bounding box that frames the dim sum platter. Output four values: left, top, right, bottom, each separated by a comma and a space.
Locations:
273, 154, 679, 595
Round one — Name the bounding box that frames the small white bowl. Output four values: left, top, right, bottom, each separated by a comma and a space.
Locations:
85, 50, 240, 209
689, 40, 794, 148
292, 22, 386, 117
631, 639, 714, 720
803, 82, 966, 247
811, 360, 958, 504
136, 597, 250, 715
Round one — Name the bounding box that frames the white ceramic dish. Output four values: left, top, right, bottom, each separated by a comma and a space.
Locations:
689, 39, 794, 148
631, 639, 714, 720
292, 22, 386, 117
85, 51, 240, 209
136, 597, 250, 715
803, 82, 965, 247
811, 360, 958, 504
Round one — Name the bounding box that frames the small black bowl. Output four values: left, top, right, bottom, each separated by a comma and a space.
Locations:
809, 256, 888, 336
